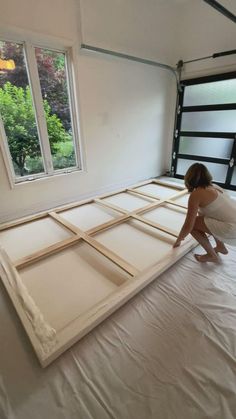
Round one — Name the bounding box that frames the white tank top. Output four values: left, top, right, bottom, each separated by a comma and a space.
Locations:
199, 187, 236, 223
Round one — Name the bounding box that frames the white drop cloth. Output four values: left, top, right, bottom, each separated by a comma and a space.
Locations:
1, 245, 236, 419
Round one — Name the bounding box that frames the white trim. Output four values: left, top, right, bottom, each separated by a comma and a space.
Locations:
24, 41, 53, 175
65, 49, 81, 169
0, 115, 15, 189
0, 24, 74, 50
69, 44, 87, 172
13, 165, 80, 184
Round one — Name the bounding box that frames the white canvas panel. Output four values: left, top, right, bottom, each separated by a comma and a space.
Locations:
134, 183, 180, 199
59, 203, 119, 230
142, 204, 186, 232
103, 192, 153, 211
0, 218, 72, 261
20, 242, 130, 331
95, 220, 173, 271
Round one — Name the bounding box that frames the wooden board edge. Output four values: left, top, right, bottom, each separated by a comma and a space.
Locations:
0, 262, 48, 365
152, 178, 185, 190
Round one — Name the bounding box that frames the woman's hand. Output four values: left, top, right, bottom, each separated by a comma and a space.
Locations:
173, 238, 182, 248
172, 191, 200, 249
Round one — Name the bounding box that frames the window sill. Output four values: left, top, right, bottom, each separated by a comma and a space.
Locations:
11, 167, 85, 188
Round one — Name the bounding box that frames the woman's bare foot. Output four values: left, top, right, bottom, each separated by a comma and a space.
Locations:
194, 253, 219, 263
214, 244, 228, 255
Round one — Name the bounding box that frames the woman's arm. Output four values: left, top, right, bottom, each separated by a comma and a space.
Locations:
173, 191, 200, 248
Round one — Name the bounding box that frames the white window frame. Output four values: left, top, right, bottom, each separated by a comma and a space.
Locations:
0, 34, 83, 187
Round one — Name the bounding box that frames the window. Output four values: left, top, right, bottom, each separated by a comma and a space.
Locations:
0, 39, 81, 184
171, 72, 236, 191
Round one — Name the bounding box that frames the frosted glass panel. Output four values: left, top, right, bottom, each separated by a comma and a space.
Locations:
179, 137, 233, 159
176, 159, 228, 183
181, 110, 236, 132
184, 79, 236, 106
231, 167, 236, 186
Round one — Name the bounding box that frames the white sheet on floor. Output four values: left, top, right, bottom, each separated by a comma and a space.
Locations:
0, 245, 236, 419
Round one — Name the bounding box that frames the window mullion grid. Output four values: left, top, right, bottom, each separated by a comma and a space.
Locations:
65, 49, 81, 169
171, 86, 184, 176
176, 130, 234, 184
174, 72, 236, 190
24, 41, 54, 175
225, 136, 236, 186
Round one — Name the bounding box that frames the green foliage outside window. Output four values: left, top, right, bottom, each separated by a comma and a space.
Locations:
0, 82, 73, 176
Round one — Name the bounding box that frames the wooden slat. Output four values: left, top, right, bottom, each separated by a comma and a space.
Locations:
89, 200, 173, 235
168, 189, 188, 201
94, 198, 128, 214
49, 212, 139, 276
15, 215, 131, 268
135, 200, 165, 215
88, 201, 166, 233
95, 198, 166, 219
93, 178, 153, 200
55, 199, 94, 213
152, 179, 184, 190
87, 214, 130, 235
14, 235, 82, 269
49, 212, 80, 234
126, 189, 157, 202
88, 201, 167, 234
127, 185, 188, 203
165, 199, 188, 209
13, 193, 186, 271
15, 200, 176, 270
127, 188, 160, 201
97, 195, 165, 216
16, 201, 182, 270
82, 234, 139, 277
132, 214, 179, 238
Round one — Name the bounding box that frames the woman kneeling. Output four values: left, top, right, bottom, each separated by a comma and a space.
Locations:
173, 163, 236, 263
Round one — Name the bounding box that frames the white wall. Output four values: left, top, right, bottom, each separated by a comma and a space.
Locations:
0, 0, 177, 223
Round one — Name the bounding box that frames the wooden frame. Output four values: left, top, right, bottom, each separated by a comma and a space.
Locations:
0, 179, 196, 367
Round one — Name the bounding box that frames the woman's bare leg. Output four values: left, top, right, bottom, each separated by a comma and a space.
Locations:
191, 216, 219, 263
191, 230, 219, 262
213, 237, 228, 254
